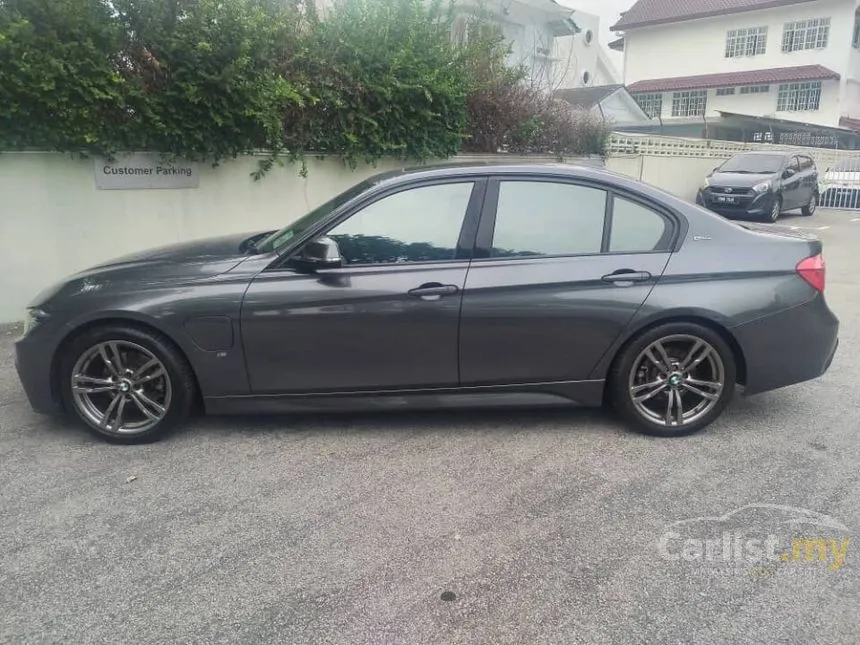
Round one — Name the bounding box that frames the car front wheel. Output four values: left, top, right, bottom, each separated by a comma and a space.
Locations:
766, 196, 782, 223
609, 323, 737, 437
59, 324, 196, 444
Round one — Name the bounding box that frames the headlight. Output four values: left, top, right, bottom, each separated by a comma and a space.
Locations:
702, 177, 711, 189
752, 181, 772, 194
22, 308, 48, 336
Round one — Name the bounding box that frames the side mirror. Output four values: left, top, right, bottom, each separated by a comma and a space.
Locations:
782, 168, 796, 179
292, 236, 343, 272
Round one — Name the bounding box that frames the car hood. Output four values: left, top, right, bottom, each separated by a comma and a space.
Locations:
90, 231, 272, 268
28, 231, 274, 308
708, 171, 776, 187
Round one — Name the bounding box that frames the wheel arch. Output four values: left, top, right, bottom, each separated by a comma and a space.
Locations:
50, 315, 203, 412
601, 314, 748, 396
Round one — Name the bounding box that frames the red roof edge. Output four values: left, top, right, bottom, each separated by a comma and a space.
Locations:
840, 117, 860, 132
610, 0, 815, 31
627, 65, 840, 94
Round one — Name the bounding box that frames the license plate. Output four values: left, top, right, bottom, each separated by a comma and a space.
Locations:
716, 195, 737, 204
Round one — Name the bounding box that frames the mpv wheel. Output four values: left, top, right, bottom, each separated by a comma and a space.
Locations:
609, 322, 736, 437
59, 325, 196, 444
802, 193, 817, 217
767, 197, 782, 222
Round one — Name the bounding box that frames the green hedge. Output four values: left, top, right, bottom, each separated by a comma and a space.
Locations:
0, 0, 608, 175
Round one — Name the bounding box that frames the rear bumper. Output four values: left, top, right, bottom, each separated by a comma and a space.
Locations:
732, 293, 839, 395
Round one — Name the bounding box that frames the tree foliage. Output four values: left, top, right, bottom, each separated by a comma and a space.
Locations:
0, 0, 608, 173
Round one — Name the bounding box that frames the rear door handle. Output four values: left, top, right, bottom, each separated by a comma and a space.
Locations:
602, 270, 652, 284
408, 283, 459, 300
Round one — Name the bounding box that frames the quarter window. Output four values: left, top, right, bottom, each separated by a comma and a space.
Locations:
777, 81, 822, 111
725, 26, 768, 57
326, 182, 474, 264
490, 181, 607, 257
782, 18, 830, 52
609, 197, 670, 253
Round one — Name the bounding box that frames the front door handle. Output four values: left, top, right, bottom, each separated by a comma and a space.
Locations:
408, 283, 459, 300
602, 270, 652, 284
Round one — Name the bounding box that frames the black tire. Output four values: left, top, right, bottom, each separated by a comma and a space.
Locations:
801, 192, 817, 217
608, 322, 737, 438
58, 324, 196, 444
765, 196, 782, 222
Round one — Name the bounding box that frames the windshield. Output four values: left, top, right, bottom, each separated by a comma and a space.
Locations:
253, 179, 375, 254
718, 154, 785, 174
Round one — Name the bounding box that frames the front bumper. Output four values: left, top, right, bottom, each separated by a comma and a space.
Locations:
696, 189, 778, 219
15, 333, 63, 415
732, 293, 839, 396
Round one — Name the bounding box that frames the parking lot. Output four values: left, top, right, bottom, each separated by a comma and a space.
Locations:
1, 208, 859, 645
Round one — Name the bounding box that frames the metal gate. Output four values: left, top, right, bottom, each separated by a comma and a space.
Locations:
819, 156, 860, 210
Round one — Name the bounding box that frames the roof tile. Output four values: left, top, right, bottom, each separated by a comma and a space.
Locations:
611, 0, 817, 31
627, 65, 840, 93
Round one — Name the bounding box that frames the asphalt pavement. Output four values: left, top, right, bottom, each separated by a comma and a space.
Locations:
1, 208, 859, 645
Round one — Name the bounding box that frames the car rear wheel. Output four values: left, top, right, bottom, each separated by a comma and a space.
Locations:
59, 324, 196, 444
766, 196, 782, 223
801, 193, 817, 217
608, 322, 737, 437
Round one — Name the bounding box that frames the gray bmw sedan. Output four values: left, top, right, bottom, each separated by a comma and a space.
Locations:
15, 163, 839, 443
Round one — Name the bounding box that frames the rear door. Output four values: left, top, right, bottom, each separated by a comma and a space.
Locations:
458, 176, 677, 386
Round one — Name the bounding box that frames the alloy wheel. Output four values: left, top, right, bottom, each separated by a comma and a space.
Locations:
70, 340, 172, 434
628, 334, 725, 428
808, 194, 817, 214
770, 200, 780, 222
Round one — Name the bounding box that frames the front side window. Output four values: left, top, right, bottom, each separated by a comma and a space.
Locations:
490, 181, 607, 257
671, 90, 708, 117
326, 182, 474, 265
725, 26, 768, 57
777, 81, 822, 111
782, 18, 830, 52
608, 197, 670, 253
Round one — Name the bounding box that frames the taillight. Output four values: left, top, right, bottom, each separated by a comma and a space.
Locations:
796, 254, 825, 292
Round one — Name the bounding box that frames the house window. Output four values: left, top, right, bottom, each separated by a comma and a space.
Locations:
725, 26, 768, 57
776, 81, 822, 111
740, 85, 770, 94
633, 93, 663, 118
782, 18, 830, 52
671, 90, 707, 117
716, 87, 736, 96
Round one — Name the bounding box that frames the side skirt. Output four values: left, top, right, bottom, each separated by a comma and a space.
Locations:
204, 380, 606, 415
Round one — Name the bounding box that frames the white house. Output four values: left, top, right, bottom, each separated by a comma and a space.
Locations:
452, 0, 580, 90
550, 9, 623, 90
610, 0, 860, 130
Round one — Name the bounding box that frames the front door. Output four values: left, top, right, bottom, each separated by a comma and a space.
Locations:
459, 177, 674, 386
241, 180, 484, 393
782, 156, 804, 209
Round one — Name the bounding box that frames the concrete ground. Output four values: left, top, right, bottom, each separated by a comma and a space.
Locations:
1, 208, 859, 645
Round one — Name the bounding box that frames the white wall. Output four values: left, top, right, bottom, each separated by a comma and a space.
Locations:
623, 0, 858, 125
599, 92, 649, 124
0, 152, 588, 323
552, 10, 621, 89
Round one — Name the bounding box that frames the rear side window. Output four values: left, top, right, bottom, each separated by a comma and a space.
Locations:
609, 197, 670, 253
490, 181, 607, 257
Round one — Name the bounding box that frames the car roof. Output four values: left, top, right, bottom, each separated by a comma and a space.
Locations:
369, 160, 631, 188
